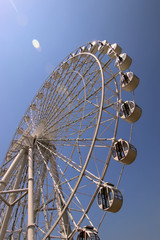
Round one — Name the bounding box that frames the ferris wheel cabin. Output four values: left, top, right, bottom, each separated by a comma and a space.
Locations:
37, 92, 44, 100
44, 80, 52, 89
53, 70, 60, 79
120, 101, 142, 123
120, 71, 140, 92
30, 103, 36, 111
61, 61, 69, 71
115, 53, 132, 71
98, 40, 109, 54
77, 226, 100, 240
69, 53, 78, 63
112, 139, 137, 165
24, 115, 30, 122
80, 45, 88, 53
97, 183, 123, 213
88, 41, 99, 54
107, 43, 122, 59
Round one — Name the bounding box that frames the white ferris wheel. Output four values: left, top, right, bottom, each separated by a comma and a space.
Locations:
0, 40, 142, 240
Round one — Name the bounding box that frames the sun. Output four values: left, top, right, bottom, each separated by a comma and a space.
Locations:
32, 39, 40, 49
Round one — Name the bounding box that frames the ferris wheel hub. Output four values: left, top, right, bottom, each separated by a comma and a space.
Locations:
31, 119, 47, 138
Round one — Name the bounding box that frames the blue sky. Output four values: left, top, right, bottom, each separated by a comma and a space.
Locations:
0, 0, 160, 239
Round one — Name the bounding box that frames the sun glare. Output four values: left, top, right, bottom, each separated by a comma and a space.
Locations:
32, 39, 40, 49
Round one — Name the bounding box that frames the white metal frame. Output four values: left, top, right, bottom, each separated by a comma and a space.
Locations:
0, 40, 138, 239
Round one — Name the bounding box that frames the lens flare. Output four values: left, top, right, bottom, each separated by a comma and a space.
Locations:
32, 39, 40, 49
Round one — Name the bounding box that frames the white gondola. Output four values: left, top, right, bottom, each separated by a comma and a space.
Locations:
61, 62, 69, 71
80, 46, 88, 53
120, 101, 142, 123
107, 43, 122, 59
77, 226, 100, 240
97, 183, 123, 213
69, 53, 77, 63
17, 127, 24, 135
37, 92, 44, 100
54, 71, 60, 79
112, 139, 137, 164
88, 41, 99, 54
98, 40, 109, 54
24, 115, 30, 122
120, 72, 140, 92
30, 103, 36, 111
44, 81, 51, 89
115, 53, 132, 71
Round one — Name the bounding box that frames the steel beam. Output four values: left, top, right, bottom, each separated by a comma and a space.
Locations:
49, 145, 72, 239
28, 147, 34, 240
0, 149, 25, 191
0, 150, 26, 239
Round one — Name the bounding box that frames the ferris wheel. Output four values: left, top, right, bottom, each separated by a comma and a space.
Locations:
0, 40, 142, 240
